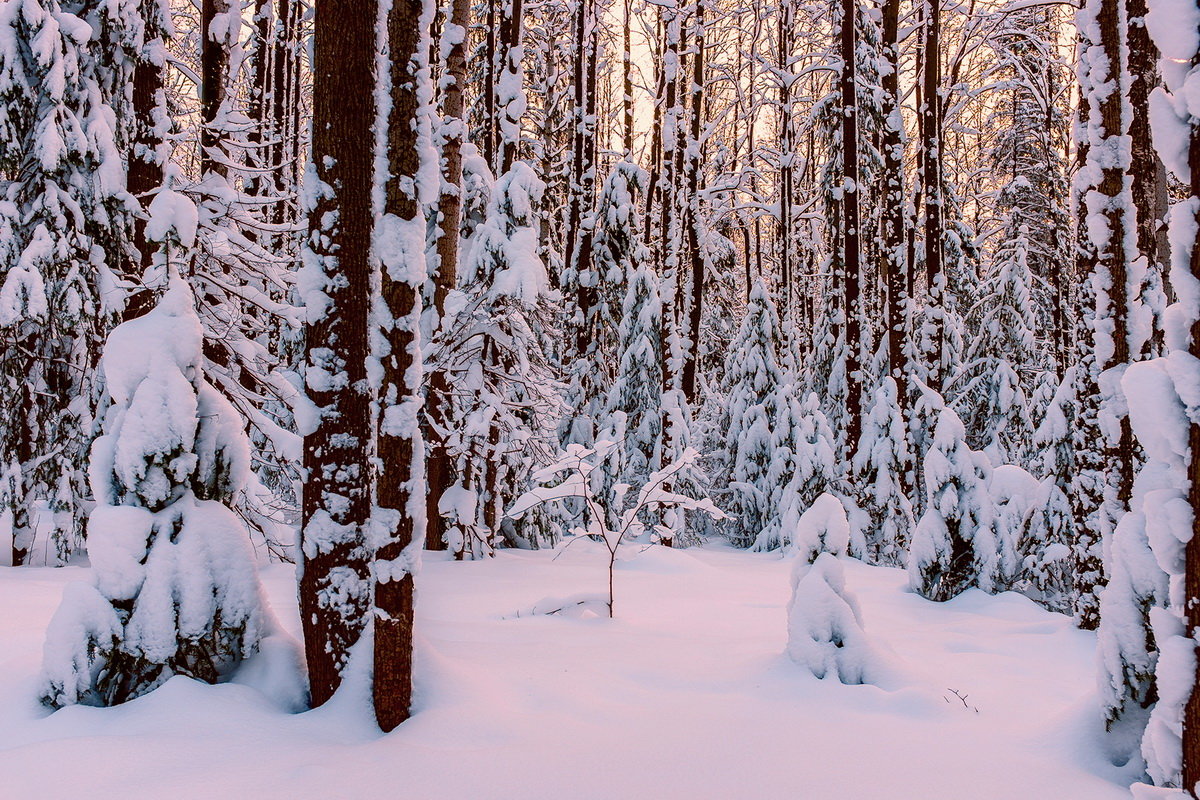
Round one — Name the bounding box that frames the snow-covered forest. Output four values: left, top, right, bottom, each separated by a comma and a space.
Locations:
1, 0, 1199, 795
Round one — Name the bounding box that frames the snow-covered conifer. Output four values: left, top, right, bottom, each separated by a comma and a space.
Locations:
433, 162, 561, 556
908, 406, 995, 601
0, 0, 141, 564
1018, 370, 1076, 613
852, 377, 914, 565
955, 228, 1040, 465
563, 160, 647, 452
721, 281, 786, 546
41, 194, 264, 707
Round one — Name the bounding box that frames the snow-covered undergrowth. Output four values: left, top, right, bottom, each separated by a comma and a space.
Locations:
1, 545, 1140, 798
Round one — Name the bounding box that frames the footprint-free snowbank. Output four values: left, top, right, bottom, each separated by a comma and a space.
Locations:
0, 544, 1140, 798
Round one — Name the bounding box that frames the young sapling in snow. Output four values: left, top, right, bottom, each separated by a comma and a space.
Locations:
507, 442, 725, 617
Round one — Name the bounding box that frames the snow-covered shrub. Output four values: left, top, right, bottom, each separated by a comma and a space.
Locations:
908, 406, 995, 601
40, 195, 265, 708
987, 464, 1038, 591
789, 493, 850, 565
786, 553, 882, 685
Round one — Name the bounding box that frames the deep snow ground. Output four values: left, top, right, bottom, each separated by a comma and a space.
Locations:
0, 543, 1141, 799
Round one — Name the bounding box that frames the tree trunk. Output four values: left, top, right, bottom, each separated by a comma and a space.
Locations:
124, 6, 169, 321
566, 0, 599, 356
840, 0, 862, 456
374, 0, 428, 733
1094, 0, 1137, 512
681, 0, 705, 403
426, 0, 471, 552
880, 0, 907, 405
920, 0, 944, 394
1127, 0, 1167, 359
300, 0, 376, 709
1181, 37, 1200, 791
200, 0, 231, 177
622, 0, 634, 156
496, 0, 524, 173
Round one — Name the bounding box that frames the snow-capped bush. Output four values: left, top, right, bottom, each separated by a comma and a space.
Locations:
790, 492, 850, 565
786, 553, 883, 685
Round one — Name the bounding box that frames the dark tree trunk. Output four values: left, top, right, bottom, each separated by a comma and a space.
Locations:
426, 0, 471, 552
497, 0, 524, 173
566, 0, 599, 357
300, 0, 375, 709
777, 0, 795, 312
880, 0, 907, 406
920, 0, 944, 393
375, 0, 426, 733
840, 0, 862, 456
1095, 0, 1137, 511
623, 0, 634, 156
681, 0, 705, 403
200, 0, 231, 177
483, 0, 498, 168
1127, 0, 1167, 358
1181, 35, 1200, 791
124, 8, 169, 321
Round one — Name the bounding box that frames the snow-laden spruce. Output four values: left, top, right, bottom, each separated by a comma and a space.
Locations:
563, 161, 644, 450
1018, 370, 1077, 614
597, 163, 664, 528
955, 228, 1039, 466
40, 194, 265, 707
0, 0, 146, 564
721, 280, 788, 547
908, 404, 996, 601
431, 161, 561, 556
852, 377, 914, 566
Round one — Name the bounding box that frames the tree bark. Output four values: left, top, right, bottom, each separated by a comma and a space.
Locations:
880, 0, 907, 406
840, 0, 862, 456
426, 0, 471, 552
300, 0, 376, 709
1095, 0, 1137, 511
681, 0, 705, 403
200, 0, 231, 178
920, 0, 944, 394
374, 0, 427, 733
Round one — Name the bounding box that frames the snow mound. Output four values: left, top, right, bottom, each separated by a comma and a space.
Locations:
787, 553, 893, 687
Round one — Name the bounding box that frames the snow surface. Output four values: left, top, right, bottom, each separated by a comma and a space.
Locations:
1, 545, 1141, 798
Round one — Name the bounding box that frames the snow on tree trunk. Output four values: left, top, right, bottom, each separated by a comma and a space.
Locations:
41, 196, 264, 707
372, 0, 435, 733
1119, 1, 1200, 787
299, 0, 376, 708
